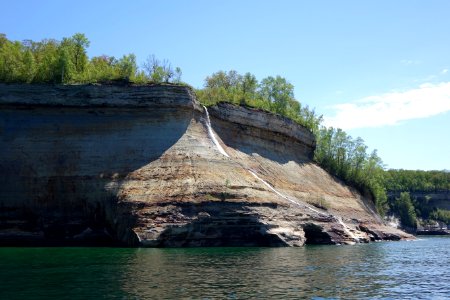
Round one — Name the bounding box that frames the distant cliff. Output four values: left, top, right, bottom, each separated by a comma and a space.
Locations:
388, 190, 450, 210
0, 83, 412, 246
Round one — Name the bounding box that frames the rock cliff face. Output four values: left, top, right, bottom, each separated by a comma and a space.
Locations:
388, 191, 450, 211
0, 83, 412, 246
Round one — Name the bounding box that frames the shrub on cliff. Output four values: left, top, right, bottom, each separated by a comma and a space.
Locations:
314, 127, 389, 215
392, 192, 417, 229
429, 208, 450, 224
0, 33, 182, 85
196, 70, 322, 134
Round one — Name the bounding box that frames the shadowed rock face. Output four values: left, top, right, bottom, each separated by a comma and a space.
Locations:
388, 191, 450, 211
0, 84, 412, 246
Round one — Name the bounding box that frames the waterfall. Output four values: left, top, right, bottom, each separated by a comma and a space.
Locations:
248, 170, 326, 217
202, 107, 308, 211
203, 106, 229, 157
203, 105, 360, 243
337, 217, 358, 241
248, 170, 299, 206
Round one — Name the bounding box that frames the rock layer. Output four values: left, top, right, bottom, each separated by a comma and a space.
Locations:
0, 83, 412, 246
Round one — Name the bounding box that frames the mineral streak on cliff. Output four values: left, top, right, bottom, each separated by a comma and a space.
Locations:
0, 83, 412, 246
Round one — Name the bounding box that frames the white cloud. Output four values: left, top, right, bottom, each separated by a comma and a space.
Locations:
325, 82, 450, 130
400, 59, 421, 66
441, 69, 448, 75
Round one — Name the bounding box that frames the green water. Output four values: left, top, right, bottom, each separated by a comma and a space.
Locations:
0, 236, 449, 299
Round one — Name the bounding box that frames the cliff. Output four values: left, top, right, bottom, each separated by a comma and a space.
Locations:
0, 83, 412, 246
388, 190, 450, 211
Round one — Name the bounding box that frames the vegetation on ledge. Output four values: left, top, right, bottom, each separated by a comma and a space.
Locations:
196, 70, 323, 133
0, 33, 182, 85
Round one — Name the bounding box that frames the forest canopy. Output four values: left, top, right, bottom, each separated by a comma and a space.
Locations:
384, 169, 449, 192
196, 70, 322, 133
0, 33, 182, 84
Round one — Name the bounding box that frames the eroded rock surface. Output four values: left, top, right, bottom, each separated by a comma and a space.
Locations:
0, 83, 412, 246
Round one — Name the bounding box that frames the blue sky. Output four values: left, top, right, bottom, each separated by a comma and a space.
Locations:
2, 0, 449, 170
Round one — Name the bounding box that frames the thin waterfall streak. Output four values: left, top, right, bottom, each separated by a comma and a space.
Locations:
204, 104, 361, 243
337, 217, 358, 241
248, 170, 326, 216
204, 105, 331, 219
203, 105, 229, 157
248, 170, 297, 205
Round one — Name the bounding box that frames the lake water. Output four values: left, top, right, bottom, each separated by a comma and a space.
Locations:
0, 236, 449, 299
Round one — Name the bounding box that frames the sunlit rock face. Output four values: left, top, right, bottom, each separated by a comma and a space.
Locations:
0, 84, 412, 246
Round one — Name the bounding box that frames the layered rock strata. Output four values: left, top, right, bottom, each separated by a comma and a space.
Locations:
0, 83, 412, 246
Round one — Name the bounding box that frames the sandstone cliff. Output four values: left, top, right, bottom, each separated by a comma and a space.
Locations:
0, 83, 412, 246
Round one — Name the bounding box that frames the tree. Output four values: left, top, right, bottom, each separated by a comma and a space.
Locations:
117, 54, 137, 80
57, 40, 75, 83
242, 72, 258, 95
174, 67, 182, 83
259, 75, 294, 115
20, 48, 36, 82
71, 33, 90, 73
393, 192, 417, 229
32, 39, 60, 83
0, 33, 7, 46
143, 55, 180, 83
197, 70, 323, 132
0, 39, 23, 82
0, 33, 185, 85
87, 55, 117, 82
205, 70, 242, 91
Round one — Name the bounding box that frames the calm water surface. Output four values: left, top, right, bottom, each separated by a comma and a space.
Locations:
0, 236, 449, 299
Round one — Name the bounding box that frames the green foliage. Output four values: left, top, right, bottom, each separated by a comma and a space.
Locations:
384, 169, 450, 192
32, 39, 60, 82
143, 55, 180, 84
384, 170, 449, 225
86, 55, 118, 82
117, 54, 137, 80
429, 209, 450, 224
392, 192, 417, 228
0, 33, 183, 85
196, 70, 323, 134
0, 39, 26, 82
308, 196, 330, 211
259, 75, 294, 115
314, 127, 389, 215
71, 33, 90, 73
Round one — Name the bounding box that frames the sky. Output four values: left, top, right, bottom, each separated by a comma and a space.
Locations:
1, 0, 449, 170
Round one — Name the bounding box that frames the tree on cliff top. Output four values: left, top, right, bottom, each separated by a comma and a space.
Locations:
143, 54, 183, 84
197, 70, 322, 134
71, 33, 90, 73
259, 75, 295, 115
0, 33, 182, 85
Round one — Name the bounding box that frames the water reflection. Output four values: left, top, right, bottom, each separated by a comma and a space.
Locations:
1, 237, 449, 299
120, 244, 388, 299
